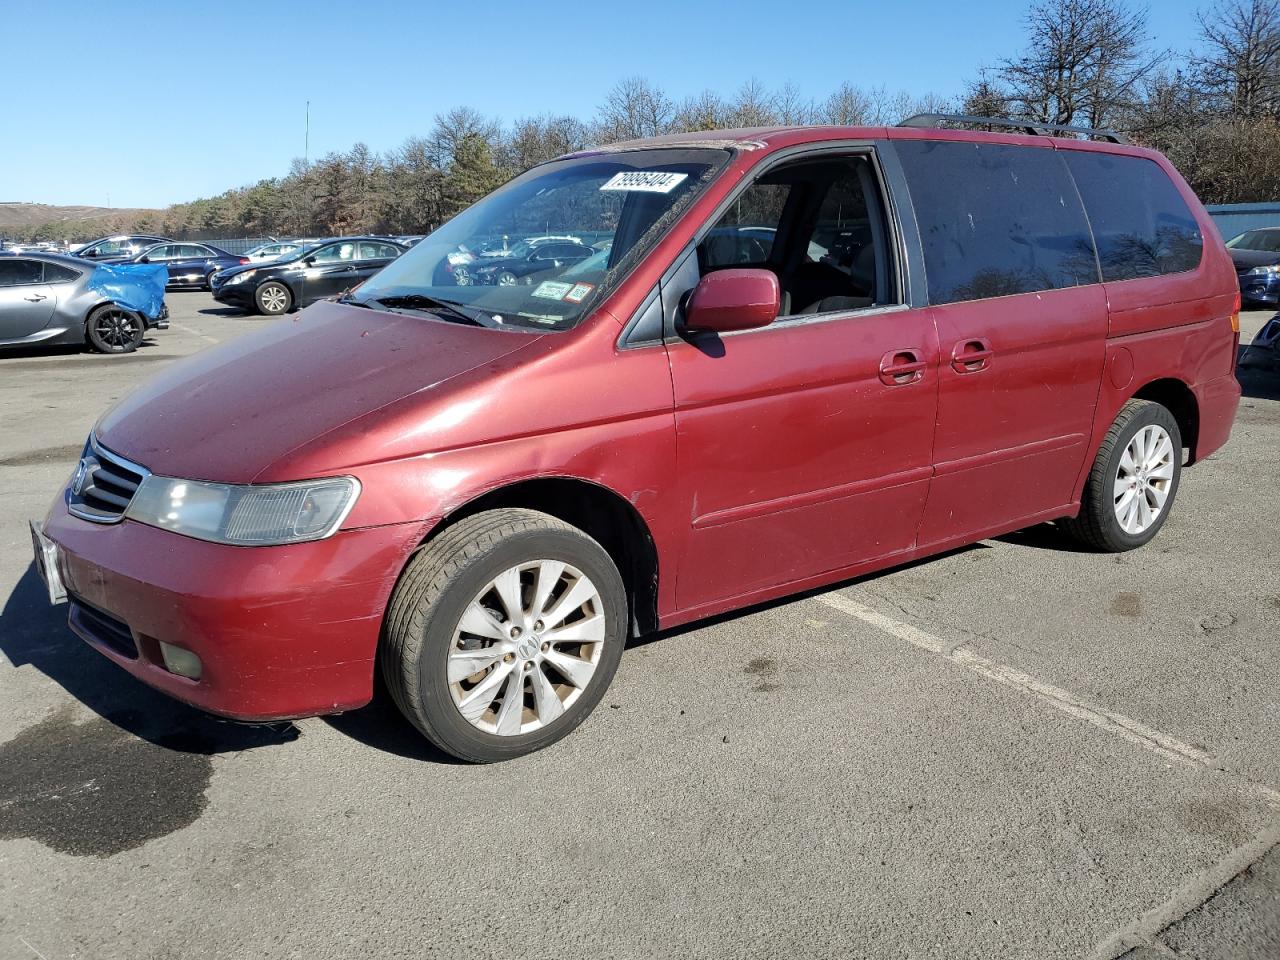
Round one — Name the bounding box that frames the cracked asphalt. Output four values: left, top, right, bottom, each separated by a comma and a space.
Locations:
1, 295, 1277, 959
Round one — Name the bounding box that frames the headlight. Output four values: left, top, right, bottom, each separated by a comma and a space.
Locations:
126, 475, 360, 545
1245, 264, 1280, 276
226, 269, 256, 285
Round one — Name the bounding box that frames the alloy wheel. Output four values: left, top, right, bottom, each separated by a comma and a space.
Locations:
448, 560, 605, 736
1113, 424, 1176, 534
94, 309, 139, 348
259, 284, 288, 313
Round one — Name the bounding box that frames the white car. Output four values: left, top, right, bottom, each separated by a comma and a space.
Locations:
243, 241, 309, 263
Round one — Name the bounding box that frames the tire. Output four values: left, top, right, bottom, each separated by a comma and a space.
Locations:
85, 304, 144, 354
1060, 399, 1182, 552
255, 281, 292, 316
205, 271, 219, 290
382, 508, 627, 763
496, 270, 518, 286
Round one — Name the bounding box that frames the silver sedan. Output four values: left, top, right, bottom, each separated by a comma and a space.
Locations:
0, 252, 169, 354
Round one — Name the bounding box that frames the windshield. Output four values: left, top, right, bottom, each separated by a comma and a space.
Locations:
351, 148, 729, 330
1226, 229, 1280, 252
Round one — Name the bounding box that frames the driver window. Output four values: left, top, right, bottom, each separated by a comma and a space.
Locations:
697, 154, 895, 318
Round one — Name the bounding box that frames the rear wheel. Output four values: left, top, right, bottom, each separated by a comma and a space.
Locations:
382, 508, 627, 763
496, 270, 518, 286
255, 281, 292, 315
1060, 399, 1182, 551
85, 305, 144, 354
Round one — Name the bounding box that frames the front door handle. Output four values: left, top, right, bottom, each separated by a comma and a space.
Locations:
24, 294, 47, 302
879, 348, 927, 385
951, 338, 993, 373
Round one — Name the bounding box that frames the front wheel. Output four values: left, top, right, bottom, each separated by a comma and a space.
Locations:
86, 304, 144, 354
255, 281, 292, 316
382, 509, 627, 762
1060, 399, 1182, 551
496, 270, 518, 286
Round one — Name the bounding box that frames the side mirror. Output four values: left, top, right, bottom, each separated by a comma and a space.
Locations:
139, 256, 150, 264
683, 268, 779, 334
303, 256, 316, 266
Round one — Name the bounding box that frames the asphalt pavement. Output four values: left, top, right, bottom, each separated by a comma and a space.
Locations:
1, 293, 1277, 960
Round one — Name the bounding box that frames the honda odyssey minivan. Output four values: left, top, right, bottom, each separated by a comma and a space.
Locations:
32, 117, 1242, 762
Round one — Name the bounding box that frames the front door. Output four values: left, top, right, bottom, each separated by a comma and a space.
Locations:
301, 241, 360, 304
666, 150, 939, 614
0, 259, 57, 340
891, 138, 1108, 547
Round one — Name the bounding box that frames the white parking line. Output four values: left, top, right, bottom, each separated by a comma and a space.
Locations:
170, 321, 218, 345
815, 590, 1280, 803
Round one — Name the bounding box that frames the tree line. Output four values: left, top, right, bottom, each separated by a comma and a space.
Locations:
19, 0, 1280, 243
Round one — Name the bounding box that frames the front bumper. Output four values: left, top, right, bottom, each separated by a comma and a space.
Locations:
1238, 272, 1280, 305
40, 495, 428, 721
211, 283, 255, 308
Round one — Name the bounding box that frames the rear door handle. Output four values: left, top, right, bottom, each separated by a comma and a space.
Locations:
24, 294, 47, 302
879, 348, 927, 385
951, 338, 993, 373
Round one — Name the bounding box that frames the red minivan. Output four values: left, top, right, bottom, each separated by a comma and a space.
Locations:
32, 118, 1242, 761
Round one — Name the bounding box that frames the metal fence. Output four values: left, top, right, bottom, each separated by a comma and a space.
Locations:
1205, 203, 1280, 242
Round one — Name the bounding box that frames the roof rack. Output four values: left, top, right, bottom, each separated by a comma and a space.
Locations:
898, 113, 1129, 145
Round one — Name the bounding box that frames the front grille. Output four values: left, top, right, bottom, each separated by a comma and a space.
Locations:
66, 439, 149, 524
68, 596, 138, 659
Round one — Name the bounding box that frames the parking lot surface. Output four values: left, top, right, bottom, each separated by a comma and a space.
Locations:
1, 294, 1278, 960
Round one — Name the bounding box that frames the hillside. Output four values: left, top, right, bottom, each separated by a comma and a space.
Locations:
0, 202, 156, 228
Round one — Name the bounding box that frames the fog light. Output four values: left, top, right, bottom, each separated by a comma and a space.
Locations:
159, 641, 203, 680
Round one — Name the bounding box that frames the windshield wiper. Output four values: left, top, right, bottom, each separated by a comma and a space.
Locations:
357, 293, 496, 327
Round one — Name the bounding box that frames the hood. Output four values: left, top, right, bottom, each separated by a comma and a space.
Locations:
1229, 248, 1280, 270
96, 300, 541, 483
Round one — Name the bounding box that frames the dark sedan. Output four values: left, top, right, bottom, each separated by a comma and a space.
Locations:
455, 239, 593, 287
211, 237, 407, 315
123, 242, 249, 290
1226, 227, 1280, 305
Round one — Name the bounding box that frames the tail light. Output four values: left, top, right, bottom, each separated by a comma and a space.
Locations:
238, 257, 250, 265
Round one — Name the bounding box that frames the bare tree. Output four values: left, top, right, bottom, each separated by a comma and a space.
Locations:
820, 82, 875, 124
596, 77, 674, 142
672, 90, 730, 132
427, 107, 502, 169
1193, 0, 1280, 118
1000, 0, 1158, 127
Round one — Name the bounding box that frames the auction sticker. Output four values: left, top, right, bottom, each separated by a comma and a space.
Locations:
563, 282, 595, 303
532, 280, 574, 301
600, 171, 688, 193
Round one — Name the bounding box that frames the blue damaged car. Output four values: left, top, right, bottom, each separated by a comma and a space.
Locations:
0, 253, 169, 354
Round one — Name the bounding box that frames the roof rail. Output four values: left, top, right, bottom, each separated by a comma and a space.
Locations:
898, 113, 1129, 145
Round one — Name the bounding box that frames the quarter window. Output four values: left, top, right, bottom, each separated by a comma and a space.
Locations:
44, 263, 80, 283
895, 140, 1099, 305
1063, 151, 1203, 281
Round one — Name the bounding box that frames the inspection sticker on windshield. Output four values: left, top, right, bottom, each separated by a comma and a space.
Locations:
563, 282, 595, 303
532, 280, 574, 301
600, 171, 688, 193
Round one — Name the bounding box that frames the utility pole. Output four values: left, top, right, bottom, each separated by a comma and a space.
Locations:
305, 101, 310, 167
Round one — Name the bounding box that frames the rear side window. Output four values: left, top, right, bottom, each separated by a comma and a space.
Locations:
44, 263, 80, 283
1063, 151, 1203, 281
895, 140, 1099, 305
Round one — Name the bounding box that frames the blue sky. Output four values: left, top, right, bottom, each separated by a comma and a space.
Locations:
6, 0, 1210, 209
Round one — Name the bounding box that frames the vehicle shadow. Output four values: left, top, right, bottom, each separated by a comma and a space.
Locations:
198, 306, 251, 317
0, 563, 296, 754
323, 692, 465, 765
628, 541, 992, 650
